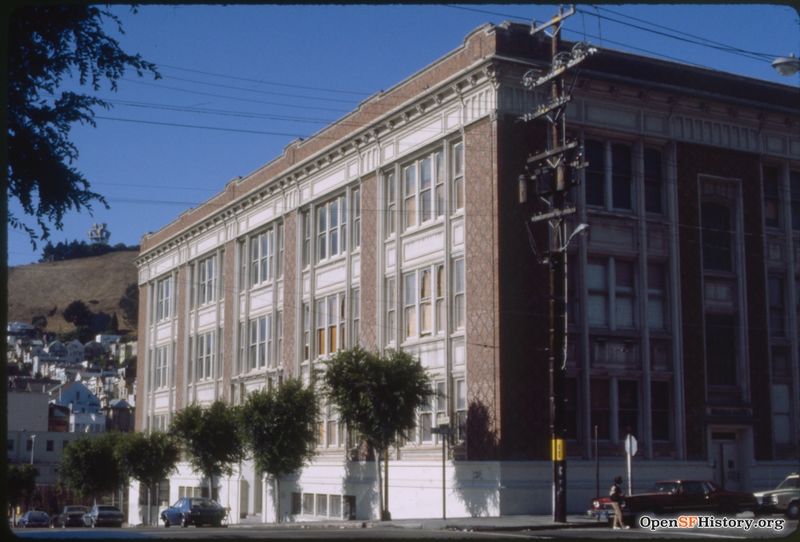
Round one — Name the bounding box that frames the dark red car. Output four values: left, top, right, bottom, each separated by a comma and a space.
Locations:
588, 480, 758, 524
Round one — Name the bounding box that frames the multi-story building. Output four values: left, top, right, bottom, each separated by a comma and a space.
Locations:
131, 22, 799, 523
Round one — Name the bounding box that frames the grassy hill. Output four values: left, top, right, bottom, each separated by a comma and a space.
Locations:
8, 250, 139, 335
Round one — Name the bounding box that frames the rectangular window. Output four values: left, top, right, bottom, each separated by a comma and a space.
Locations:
156, 276, 172, 321
276, 311, 283, 367
315, 293, 345, 357
276, 222, 284, 279
763, 166, 781, 228
454, 377, 466, 442
453, 259, 465, 330
769, 276, 785, 336
403, 272, 417, 339
329, 495, 342, 518
291, 493, 301, 515
316, 494, 328, 517
198, 255, 216, 306
385, 171, 396, 238
196, 331, 215, 381
419, 269, 432, 335
302, 303, 310, 361
452, 142, 464, 212
420, 156, 433, 222
46, 439, 54, 452
772, 384, 791, 444
302, 210, 311, 268
302, 493, 314, 515
238, 239, 247, 289
351, 288, 360, 346
611, 143, 632, 210
644, 148, 663, 214
705, 313, 737, 386
419, 390, 433, 443
352, 188, 361, 249
702, 202, 733, 272
587, 259, 608, 327
249, 316, 268, 370
584, 139, 605, 206
615, 260, 636, 329
590, 378, 609, 439
617, 380, 639, 437
772, 346, 790, 378
435, 150, 445, 218
317, 196, 347, 261
647, 263, 667, 330
250, 229, 274, 286
238, 321, 245, 374
386, 277, 396, 345
403, 165, 417, 229
155, 345, 169, 389
435, 265, 445, 334
651, 380, 671, 441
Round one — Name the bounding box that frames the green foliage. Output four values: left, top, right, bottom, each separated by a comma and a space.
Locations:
39, 239, 139, 262
59, 434, 125, 500
240, 379, 319, 479
171, 401, 245, 487
31, 315, 48, 333
8, 463, 38, 509
8, 5, 159, 244
117, 431, 179, 490
323, 347, 432, 452
62, 300, 92, 327
118, 283, 139, 328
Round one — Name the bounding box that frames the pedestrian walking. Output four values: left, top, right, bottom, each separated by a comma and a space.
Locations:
609, 475, 629, 529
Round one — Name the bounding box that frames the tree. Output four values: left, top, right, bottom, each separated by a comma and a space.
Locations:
8, 5, 159, 244
322, 347, 431, 520
31, 315, 48, 334
62, 300, 92, 328
117, 432, 179, 526
239, 380, 319, 523
59, 434, 125, 503
171, 401, 245, 500
118, 283, 139, 328
8, 463, 38, 525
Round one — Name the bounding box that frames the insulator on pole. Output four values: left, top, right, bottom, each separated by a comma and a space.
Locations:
518, 174, 528, 204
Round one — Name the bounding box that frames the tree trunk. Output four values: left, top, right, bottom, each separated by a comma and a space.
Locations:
208, 475, 213, 500
383, 448, 390, 521
374, 447, 383, 518
274, 476, 280, 524
147, 483, 152, 526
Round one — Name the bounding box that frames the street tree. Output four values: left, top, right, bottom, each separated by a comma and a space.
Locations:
171, 401, 245, 500
322, 347, 431, 520
59, 434, 125, 503
8, 463, 38, 525
117, 432, 179, 526
239, 379, 319, 523
8, 5, 159, 244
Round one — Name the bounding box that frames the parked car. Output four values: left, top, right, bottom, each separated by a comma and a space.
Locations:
51, 505, 89, 528
160, 497, 227, 528
82, 505, 124, 528
754, 473, 800, 519
17, 510, 50, 528
588, 480, 758, 524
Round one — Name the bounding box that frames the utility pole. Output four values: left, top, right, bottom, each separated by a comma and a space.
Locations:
518, 5, 596, 523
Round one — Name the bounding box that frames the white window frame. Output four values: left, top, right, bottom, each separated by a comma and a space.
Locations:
198, 254, 216, 306
155, 345, 169, 389
196, 331, 215, 381
386, 277, 397, 345
352, 188, 361, 250
453, 258, 465, 331
385, 171, 397, 238
315, 292, 346, 357
317, 195, 347, 263
403, 263, 447, 341
248, 315, 271, 370
452, 141, 464, 213
402, 150, 445, 232
250, 228, 275, 287
155, 276, 172, 322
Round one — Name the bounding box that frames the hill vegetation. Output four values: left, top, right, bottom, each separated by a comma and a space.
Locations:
8, 250, 139, 336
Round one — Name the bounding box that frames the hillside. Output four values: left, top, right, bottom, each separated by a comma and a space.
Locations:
7, 250, 139, 335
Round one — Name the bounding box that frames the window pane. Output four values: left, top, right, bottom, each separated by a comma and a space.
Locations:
584, 140, 605, 206
705, 314, 737, 386
644, 148, 663, 214
611, 144, 632, 209
701, 202, 732, 271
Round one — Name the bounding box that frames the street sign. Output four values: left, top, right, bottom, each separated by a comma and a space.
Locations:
624, 434, 638, 456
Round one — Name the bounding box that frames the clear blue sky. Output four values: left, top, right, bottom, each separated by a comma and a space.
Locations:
7, 3, 799, 267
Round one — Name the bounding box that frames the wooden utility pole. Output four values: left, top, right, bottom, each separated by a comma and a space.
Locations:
519, 4, 596, 523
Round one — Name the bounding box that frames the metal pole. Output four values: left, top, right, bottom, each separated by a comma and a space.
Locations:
442, 433, 447, 520
30, 434, 36, 465
594, 425, 599, 499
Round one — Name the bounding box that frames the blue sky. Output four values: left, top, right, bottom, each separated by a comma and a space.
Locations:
7, 3, 799, 266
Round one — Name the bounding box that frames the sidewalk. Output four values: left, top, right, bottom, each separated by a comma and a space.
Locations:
232, 514, 606, 532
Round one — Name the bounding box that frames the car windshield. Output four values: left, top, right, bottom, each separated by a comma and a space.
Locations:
190, 498, 217, 507
777, 477, 799, 490
97, 506, 118, 511
30, 512, 47, 518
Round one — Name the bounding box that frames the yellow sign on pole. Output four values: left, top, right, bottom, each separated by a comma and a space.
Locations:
551, 438, 565, 461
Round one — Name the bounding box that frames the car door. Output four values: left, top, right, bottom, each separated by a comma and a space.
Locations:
680, 481, 711, 512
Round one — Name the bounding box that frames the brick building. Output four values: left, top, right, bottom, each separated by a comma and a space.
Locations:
131, 22, 799, 523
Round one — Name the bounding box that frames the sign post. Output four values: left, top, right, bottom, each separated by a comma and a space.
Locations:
624, 434, 638, 496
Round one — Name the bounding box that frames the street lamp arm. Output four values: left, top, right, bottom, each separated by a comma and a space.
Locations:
772, 54, 800, 76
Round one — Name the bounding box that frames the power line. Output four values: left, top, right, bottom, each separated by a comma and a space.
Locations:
93, 115, 309, 138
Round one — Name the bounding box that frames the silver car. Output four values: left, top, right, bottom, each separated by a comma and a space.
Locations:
754, 473, 800, 519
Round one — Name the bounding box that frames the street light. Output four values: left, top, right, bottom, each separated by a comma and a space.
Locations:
29, 434, 37, 465
772, 54, 800, 76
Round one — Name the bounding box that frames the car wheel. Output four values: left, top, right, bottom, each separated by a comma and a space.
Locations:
786, 501, 800, 520
181, 514, 188, 528
163, 518, 170, 528
91, 520, 96, 528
